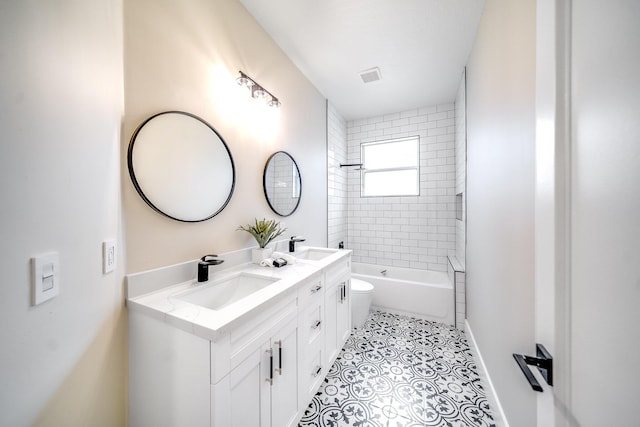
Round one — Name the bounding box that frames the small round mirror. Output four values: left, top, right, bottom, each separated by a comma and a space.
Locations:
128, 111, 235, 222
263, 151, 301, 217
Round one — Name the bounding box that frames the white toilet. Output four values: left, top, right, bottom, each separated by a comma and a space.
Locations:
350, 278, 374, 329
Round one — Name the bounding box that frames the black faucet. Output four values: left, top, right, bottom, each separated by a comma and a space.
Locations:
289, 236, 306, 253
197, 254, 224, 282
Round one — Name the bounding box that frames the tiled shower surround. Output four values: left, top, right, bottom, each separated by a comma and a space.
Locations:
299, 310, 495, 426
345, 104, 457, 272
327, 100, 465, 327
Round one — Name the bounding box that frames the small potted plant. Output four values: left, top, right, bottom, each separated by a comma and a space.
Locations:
237, 218, 287, 263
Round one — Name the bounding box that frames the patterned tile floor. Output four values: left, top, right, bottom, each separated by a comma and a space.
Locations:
299, 310, 495, 427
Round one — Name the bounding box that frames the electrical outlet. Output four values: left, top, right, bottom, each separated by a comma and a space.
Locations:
103, 239, 116, 274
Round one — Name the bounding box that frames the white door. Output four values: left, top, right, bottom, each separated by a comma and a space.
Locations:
535, 1, 640, 425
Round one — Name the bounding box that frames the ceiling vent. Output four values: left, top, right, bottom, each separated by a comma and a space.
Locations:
359, 67, 382, 83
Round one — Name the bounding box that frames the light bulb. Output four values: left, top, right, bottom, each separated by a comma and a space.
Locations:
237, 75, 253, 88
251, 85, 267, 99
267, 97, 281, 108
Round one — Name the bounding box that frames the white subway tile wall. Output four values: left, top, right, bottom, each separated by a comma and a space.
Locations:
327, 102, 348, 249
346, 104, 456, 272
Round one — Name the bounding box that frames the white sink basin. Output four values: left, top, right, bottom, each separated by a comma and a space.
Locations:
175, 272, 279, 311
295, 247, 339, 261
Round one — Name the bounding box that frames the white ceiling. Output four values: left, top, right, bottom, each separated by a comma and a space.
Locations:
239, 0, 484, 120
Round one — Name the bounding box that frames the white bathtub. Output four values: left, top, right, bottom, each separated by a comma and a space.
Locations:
351, 263, 454, 325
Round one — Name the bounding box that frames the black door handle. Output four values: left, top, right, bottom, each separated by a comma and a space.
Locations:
513, 343, 553, 392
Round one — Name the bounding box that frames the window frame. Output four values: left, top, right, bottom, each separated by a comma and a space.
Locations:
360, 136, 420, 197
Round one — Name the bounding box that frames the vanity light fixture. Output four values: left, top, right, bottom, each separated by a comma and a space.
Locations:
237, 71, 280, 108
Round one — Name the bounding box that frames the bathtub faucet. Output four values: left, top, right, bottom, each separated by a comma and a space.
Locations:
289, 236, 306, 253
380, 270, 387, 276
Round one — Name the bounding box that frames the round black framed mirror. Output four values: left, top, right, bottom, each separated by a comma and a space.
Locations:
128, 111, 235, 222
263, 151, 301, 217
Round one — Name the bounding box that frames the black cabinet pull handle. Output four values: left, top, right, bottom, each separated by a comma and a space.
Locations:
310, 284, 322, 294
312, 320, 321, 329
266, 348, 273, 384
513, 343, 553, 392
313, 365, 322, 377
275, 340, 283, 375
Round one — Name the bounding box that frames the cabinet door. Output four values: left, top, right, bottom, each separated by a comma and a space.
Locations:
221, 340, 271, 427
324, 282, 340, 366
336, 278, 351, 345
324, 259, 351, 367
271, 320, 299, 427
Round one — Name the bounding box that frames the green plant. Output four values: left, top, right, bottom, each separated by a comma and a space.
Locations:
237, 218, 287, 248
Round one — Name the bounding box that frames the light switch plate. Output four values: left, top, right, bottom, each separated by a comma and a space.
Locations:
31, 252, 60, 306
103, 239, 116, 274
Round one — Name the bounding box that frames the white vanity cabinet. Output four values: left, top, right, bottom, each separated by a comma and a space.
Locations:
324, 258, 351, 367
129, 288, 300, 427
127, 249, 352, 427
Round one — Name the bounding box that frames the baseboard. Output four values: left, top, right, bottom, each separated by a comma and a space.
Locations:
465, 319, 510, 427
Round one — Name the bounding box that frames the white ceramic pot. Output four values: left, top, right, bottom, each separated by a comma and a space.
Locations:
252, 247, 273, 264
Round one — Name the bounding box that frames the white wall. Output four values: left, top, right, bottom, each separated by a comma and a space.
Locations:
327, 101, 348, 249
346, 105, 456, 272
0, 1, 126, 426
465, 0, 536, 425
123, 0, 328, 273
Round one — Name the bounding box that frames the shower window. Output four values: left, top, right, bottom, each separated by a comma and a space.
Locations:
360, 136, 420, 197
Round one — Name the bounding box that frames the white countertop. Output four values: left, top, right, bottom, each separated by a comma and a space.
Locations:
126, 247, 351, 342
